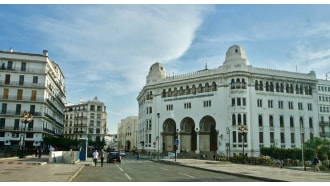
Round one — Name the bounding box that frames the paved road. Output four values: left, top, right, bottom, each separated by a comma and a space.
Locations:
1, 155, 330, 182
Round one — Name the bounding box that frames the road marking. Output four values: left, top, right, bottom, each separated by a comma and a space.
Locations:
124, 173, 132, 181
116, 164, 124, 171
179, 172, 195, 178
160, 167, 168, 171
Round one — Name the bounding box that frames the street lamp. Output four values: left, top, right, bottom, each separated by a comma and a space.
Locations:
238, 125, 248, 164
20, 111, 33, 158
226, 127, 230, 160
157, 113, 160, 160
300, 123, 306, 171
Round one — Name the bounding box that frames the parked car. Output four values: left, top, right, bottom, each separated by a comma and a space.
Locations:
119, 151, 126, 156
107, 151, 121, 163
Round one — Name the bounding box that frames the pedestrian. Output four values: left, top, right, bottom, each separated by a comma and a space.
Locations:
38, 147, 42, 158
92, 149, 99, 166
99, 149, 105, 167
34, 147, 38, 157
313, 155, 320, 171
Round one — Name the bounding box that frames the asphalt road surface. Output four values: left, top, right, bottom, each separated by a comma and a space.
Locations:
72, 155, 264, 182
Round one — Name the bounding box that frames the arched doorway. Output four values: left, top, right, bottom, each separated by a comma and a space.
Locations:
200, 116, 217, 151
180, 117, 196, 151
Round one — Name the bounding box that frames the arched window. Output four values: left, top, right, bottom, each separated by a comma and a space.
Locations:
276, 83, 279, 92
212, 82, 217, 91
270, 82, 274, 92
198, 84, 203, 93
185, 85, 190, 95
231, 79, 236, 89
173, 87, 178, 97
237, 114, 242, 125
242, 78, 246, 89
259, 81, 263, 91
205, 83, 210, 92
269, 115, 274, 127
191, 85, 196, 95
290, 117, 294, 128
266, 81, 270, 91
236, 78, 241, 89
255, 80, 259, 90
162, 89, 166, 98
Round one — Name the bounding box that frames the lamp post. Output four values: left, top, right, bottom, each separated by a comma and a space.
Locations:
238, 125, 248, 164
19, 111, 33, 158
226, 127, 230, 160
300, 123, 305, 171
157, 113, 160, 160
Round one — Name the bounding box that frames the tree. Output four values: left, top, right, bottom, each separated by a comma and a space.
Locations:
304, 137, 330, 161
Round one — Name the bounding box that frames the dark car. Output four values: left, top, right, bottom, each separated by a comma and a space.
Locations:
107, 151, 121, 163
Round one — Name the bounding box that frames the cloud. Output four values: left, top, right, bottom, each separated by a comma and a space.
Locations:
11, 5, 212, 132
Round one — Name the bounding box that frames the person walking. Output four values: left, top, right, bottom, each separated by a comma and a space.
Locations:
92, 149, 99, 166
99, 149, 105, 167
313, 155, 320, 171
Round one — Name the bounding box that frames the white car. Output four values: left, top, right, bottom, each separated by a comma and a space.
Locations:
119, 151, 126, 156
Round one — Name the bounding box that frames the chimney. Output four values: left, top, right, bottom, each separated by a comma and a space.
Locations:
43, 50, 48, 56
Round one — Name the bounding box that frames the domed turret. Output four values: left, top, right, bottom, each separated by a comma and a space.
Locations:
146, 62, 166, 84
223, 45, 249, 67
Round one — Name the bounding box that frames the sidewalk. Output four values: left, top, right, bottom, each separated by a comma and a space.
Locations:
0, 155, 93, 182
159, 159, 330, 182
1, 155, 329, 182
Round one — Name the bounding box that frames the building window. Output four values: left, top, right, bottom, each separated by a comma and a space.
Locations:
17, 89, 23, 100
307, 103, 312, 111
3, 88, 9, 99
278, 101, 283, 109
31, 90, 37, 101
243, 98, 246, 106
269, 115, 274, 127
257, 99, 262, 107
237, 98, 241, 106
290, 117, 294, 128
288, 101, 293, 110
291, 133, 295, 143
166, 104, 173, 110
232, 114, 236, 126
184, 102, 191, 109
268, 100, 273, 108
298, 102, 303, 110
21, 62, 26, 71
232, 98, 235, 106
309, 117, 313, 128
15, 104, 21, 115
19, 75, 24, 85
203, 100, 211, 107
280, 115, 284, 128
259, 132, 263, 143
33, 76, 38, 84
258, 115, 263, 127
280, 132, 285, 144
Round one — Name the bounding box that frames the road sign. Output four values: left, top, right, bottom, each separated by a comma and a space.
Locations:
174, 139, 179, 146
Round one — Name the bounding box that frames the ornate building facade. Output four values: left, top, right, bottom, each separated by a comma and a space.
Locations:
137, 45, 328, 158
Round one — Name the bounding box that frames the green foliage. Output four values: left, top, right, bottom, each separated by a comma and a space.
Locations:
260, 137, 330, 162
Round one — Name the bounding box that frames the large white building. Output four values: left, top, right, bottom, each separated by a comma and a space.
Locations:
137, 45, 330, 158
64, 97, 107, 143
0, 49, 66, 149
